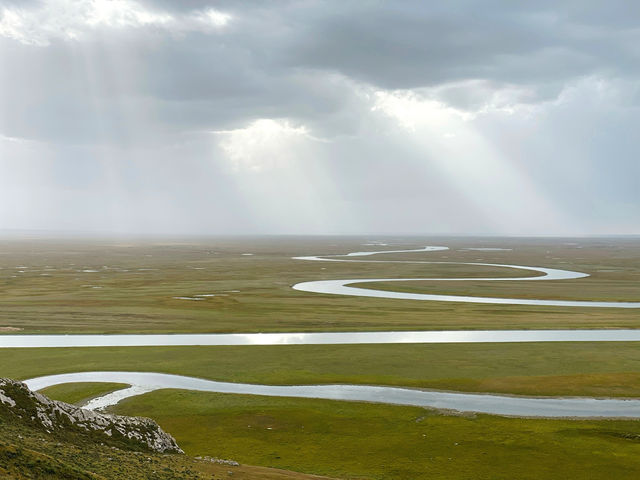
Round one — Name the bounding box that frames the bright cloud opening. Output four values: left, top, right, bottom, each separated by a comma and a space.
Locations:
372, 90, 473, 131
214, 119, 317, 173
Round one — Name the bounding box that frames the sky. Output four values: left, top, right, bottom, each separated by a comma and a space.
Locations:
0, 0, 638, 236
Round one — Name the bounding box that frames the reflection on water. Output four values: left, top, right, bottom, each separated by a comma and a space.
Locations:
4, 329, 640, 348
25, 371, 640, 418
292, 246, 640, 308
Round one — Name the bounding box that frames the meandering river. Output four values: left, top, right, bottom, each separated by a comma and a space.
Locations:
24, 371, 640, 418
10, 244, 640, 418
292, 246, 640, 308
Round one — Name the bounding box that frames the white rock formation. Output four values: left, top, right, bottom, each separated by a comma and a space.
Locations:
0, 377, 183, 454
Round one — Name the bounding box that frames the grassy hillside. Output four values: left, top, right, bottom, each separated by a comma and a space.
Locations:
0, 394, 338, 480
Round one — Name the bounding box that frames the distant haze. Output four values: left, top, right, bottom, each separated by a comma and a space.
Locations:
1, 1, 638, 236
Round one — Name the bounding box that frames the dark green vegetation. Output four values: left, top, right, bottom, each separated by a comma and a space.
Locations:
0, 441, 96, 480
4, 342, 640, 397
40, 383, 129, 406
0, 411, 336, 480
113, 390, 640, 480
0, 379, 336, 479
0, 237, 639, 333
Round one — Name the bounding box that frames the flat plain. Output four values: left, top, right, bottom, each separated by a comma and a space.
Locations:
1, 236, 640, 479
1, 236, 639, 333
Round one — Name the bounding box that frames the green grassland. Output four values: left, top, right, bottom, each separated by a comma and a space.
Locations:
6, 342, 640, 398
112, 389, 640, 480
39, 382, 129, 405
2, 236, 640, 479
0, 236, 638, 333
0, 413, 337, 480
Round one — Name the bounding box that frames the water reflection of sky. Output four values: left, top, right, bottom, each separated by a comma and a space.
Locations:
4, 330, 640, 348
24, 371, 640, 418
292, 246, 640, 308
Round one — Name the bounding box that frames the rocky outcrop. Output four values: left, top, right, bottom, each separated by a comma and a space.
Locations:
0, 378, 183, 454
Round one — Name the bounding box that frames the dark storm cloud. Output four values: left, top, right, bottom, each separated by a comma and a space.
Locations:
1, 0, 638, 143
285, 1, 640, 92
3, 0, 640, 144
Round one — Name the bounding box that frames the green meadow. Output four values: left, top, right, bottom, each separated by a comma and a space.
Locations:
2, 236, 640, 479
39, 382, 129, 406
111, 390, 640, 480
0, 414, 338, 480
0, 237, 639, 334
9, 342, 640, 398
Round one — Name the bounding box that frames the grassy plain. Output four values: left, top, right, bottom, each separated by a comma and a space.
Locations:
40, 382, 129, 405
1, 236, 640, 479
113, 389, 640, 480
4, 342, 640, 398
0, 236, 639, 333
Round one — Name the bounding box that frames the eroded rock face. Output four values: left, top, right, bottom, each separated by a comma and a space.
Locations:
0, 378, 183, 454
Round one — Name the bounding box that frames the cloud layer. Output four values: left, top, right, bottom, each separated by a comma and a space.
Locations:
1, 0, 638, 235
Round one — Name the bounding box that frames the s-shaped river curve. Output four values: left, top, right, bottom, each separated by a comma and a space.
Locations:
24, 371, 640, 418
292, 246, 640, 308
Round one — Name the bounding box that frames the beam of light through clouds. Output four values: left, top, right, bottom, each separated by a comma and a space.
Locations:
0, 0, 638, 235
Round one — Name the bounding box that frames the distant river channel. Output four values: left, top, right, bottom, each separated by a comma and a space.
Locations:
292, 245, 640, 308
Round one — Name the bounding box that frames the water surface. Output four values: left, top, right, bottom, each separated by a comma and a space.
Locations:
4, 329, 640, 348
25, 371, 640, 418
293, 246, 640, 308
